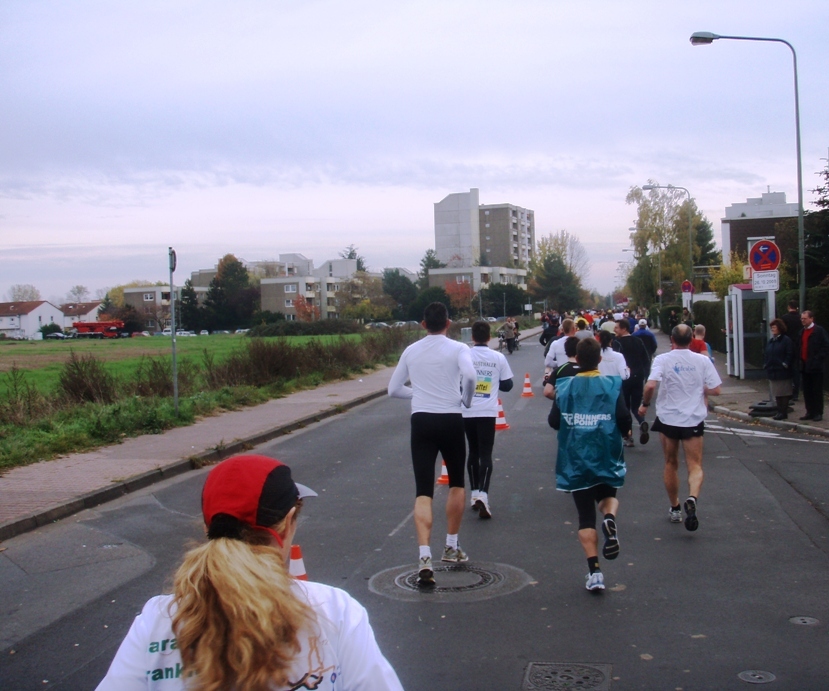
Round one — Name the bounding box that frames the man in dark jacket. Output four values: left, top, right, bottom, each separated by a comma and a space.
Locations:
780, 300, 803, 400
615, 319, 652, 444
798, 311, 829, 422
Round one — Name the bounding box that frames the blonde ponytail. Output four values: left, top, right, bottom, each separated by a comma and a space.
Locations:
171, 518, 314, 690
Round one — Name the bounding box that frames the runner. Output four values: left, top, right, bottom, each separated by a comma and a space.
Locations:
637, 324, 722, 531
463, 320, 514, 519
387, 302, 477, 586
614, 319, 651, 445
544, 318, 576, 375
549, 338, 630, 592
96, 454, 403, 690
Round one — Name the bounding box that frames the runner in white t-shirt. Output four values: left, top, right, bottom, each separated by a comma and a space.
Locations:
462, 321, 514, 519
388, 302, 477, 586
638, 325, 721, 532
544, 318, 576, 375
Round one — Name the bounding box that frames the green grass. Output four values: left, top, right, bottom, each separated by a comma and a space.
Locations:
0, 333, 363, 398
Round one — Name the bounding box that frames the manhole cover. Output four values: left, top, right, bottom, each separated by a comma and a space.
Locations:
368, 561, 532, 603
523, 662, 611, 690
789, 616, 819, 626
738, 670, 776, 684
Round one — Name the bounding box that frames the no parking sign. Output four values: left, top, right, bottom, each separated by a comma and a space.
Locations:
749, 240, 781, 272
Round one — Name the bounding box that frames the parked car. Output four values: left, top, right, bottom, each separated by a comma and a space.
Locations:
199, 330, 209, 335
44, 332, 67, 339
486, 317, 498, 323
365, 322, 390, 329
234, 328, 250, 334
130, 331, 151, 337
162, 328, 172, 336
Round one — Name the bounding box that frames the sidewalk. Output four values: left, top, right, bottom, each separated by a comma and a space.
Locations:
1, 326, 825, 542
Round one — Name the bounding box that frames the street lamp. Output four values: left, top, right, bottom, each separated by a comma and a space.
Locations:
642, 184, 694, 282
690, 31, 806, 310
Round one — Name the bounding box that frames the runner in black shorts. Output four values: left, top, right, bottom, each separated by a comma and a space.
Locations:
388, 302, 477, 586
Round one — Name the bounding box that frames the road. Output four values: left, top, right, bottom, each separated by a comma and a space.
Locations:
2, 338, 828, 690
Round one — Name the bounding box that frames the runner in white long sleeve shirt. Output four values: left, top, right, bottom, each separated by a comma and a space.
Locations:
388, 302, 476, 586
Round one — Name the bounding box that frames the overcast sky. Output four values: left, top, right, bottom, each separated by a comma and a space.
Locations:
1, 0, 827, 305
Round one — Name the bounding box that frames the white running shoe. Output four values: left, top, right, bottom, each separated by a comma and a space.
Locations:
585, 571, 605, 592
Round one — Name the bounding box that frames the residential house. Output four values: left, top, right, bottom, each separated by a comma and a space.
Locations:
0, 301, 63, 339
59, 301, 102, 329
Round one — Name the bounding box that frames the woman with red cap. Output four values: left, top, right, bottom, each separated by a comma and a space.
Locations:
96, 454, 402, 691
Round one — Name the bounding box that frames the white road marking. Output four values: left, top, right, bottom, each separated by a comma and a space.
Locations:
706, 423, 829, 443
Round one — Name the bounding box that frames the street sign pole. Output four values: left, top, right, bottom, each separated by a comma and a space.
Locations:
169, 247, 179, 416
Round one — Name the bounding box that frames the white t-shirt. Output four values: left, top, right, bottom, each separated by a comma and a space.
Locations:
96, 581, 403, 691
648, 349, 722, 426
463, 344, 514, 418
598, 348, 630, 380
387, 334, 477, 413
544, 336, 569, 370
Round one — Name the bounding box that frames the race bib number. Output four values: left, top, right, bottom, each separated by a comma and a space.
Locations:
475, 377, 493, 398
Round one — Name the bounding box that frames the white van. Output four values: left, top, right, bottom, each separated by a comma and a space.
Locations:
162, 328, 172, 336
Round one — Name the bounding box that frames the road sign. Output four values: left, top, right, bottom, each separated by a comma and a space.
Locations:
752, 270, 779, 292
749, 240, 781, 272
681, 280, 694, 293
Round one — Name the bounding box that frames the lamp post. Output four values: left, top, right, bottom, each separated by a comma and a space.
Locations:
690, 31, 806, 310
642, 184, 694, 282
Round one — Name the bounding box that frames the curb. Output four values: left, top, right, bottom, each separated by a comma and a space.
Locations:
0, 388, 387, 543
712, 405, 829, 438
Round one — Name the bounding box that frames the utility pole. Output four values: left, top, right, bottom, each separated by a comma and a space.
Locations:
168, 247, 179, 416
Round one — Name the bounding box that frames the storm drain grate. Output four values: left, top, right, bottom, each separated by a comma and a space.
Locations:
737, 670, 776, 684
368, 561, 532, 603
522, 662, 611, 690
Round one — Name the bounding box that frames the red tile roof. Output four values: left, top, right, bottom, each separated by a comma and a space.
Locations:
59, 301, 102, 317
0, 301, 48, 316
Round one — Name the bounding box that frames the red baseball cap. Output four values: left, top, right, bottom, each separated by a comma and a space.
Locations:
202, 455, 317, 543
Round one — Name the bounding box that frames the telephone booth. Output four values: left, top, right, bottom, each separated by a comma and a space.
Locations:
725, 284, 775, 379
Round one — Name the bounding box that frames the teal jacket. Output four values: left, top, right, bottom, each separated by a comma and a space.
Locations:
552, 372, 628, 492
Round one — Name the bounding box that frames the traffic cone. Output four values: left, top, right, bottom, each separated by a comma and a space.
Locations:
521, 373, 534, 398
289, 544, 308, 580
495, 398, 510, 430
436, 460, 449, 485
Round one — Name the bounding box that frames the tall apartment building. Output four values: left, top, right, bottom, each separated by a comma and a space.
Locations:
433, 188, 533, 290
434, 188, 535, 269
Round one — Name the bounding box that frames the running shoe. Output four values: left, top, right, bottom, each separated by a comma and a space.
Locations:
601, 518, 619, 560
623, 436, 634, 448
585, 571, 605, 592
477, 499, 492, 520
669, 507, 683, 523
684, 497, 699, 531
417, 556, 435, 586
639, 420, 650, 445
442, 545, 469, 563
470, 491, 480, 510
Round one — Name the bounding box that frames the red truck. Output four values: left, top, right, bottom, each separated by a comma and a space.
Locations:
72, 321, 125, 339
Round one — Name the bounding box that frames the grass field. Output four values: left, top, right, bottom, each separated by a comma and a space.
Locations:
0, 333, 362, 397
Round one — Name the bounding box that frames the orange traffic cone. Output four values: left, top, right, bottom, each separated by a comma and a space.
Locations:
436, 460, 449, 485
495, 398, 510, 430
289, 544, 308, 580
521, 373, 534, 398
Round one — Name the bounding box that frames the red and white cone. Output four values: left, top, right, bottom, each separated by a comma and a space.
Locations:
436, 460, 449, 485
289, 544, 308, 580
521, 373, 534, 398
495, 398, 510, 431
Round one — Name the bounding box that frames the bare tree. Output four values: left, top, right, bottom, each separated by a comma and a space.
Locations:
533, 230, 590, 285
7, 284, 42, 301
66, 285, 90, 302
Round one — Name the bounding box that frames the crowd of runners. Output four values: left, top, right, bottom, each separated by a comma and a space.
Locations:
389, 302, 722, 593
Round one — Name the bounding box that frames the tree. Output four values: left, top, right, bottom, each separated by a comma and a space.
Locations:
709, 252, 747, 298
527, 253, 582, 313
382, 269, 418, 319
178, 279, 202, 331
479, 283, 527, 318
66, 285, 90, 303
339, 244, 367, 272
443, 280, 475, 315
535, 230, 590, 285
408, 286, 452, 321
293, 295, 321, 322
203, 254, 259, 330
98, 292, 115, 319
418, 249, 446, 290
39, 322, 63, 336
335, 272, 394, 321
7, 284, 41, 301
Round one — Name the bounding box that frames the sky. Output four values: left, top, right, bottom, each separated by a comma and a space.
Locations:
1, 0, 827, 305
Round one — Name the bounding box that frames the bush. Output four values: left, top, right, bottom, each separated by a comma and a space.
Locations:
657, 304, 682, 334
248, 319, 362, 338
692, 301, 726, 354
0, 366, 53, 425
58, 351, 118, 404
131, 356, 199, 397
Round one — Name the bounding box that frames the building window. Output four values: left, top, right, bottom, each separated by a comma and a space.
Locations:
143, 293, 154, 301
485, 223, 490, 228
147, 319, 156, 328
286, 314, 296, 321
484, 210, 490, 216
285, 299, 294, 307
456, 276, 470, 284
285, 284, 297, 293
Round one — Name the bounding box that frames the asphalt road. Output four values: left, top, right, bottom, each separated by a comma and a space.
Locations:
2, 338, 828, 690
